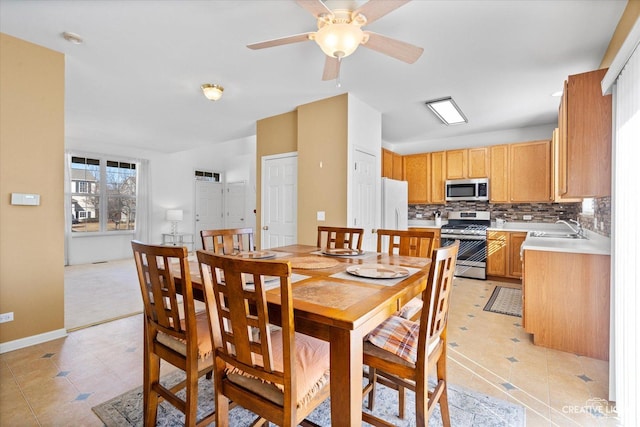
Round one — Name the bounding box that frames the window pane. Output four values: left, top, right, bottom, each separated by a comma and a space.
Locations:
106, 160, 137, 231
71, 157, 101, 232
71, 195, 100, 232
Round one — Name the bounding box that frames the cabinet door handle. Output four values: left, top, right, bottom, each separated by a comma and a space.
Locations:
262, 226, 269, 230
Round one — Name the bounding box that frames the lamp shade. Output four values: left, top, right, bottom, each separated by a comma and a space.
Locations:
201, 84, 224, 101
314, 23, 364, 58
166, 209, 183, 221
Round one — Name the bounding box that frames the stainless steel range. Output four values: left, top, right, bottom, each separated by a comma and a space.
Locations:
440, 211, 490, 280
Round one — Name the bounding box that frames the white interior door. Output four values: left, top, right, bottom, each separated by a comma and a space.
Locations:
225, 181, 247, 229
352, 149, 377, 251
194, 180, 224, 250
261, 154, 297, 249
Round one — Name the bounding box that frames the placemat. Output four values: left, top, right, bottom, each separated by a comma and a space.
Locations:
288, 256, 339, 269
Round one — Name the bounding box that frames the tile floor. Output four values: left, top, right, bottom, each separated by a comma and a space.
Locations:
0, 277, 618, 426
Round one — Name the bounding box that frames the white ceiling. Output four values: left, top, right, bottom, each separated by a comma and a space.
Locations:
0, 0, 626, 154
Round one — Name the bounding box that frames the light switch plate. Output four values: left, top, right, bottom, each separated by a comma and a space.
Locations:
523, 215, 533, 221
317, 211, 325, 221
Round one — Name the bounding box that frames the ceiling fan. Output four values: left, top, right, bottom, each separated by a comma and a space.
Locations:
247, 0, 424, 83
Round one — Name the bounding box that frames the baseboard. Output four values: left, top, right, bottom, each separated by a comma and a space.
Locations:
0, 328, 67, 354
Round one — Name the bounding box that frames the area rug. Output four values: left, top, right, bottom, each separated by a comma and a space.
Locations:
92, 370, 525, 426
484, 286, 522, 317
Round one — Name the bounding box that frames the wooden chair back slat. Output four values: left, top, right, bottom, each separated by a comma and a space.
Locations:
201, 228, 255, 254
376, 228, 437, 258
316, 226, 364, 250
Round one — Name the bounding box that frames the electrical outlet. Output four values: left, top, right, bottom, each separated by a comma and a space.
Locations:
416, 213, 423, 218
317, 211, 325, 221
0, 312, 14, 323
523, 215, 533, 221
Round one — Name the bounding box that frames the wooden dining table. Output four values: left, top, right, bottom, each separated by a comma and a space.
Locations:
185, 244, 431, 426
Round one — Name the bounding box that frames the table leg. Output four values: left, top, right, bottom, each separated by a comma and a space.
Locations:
330, 327, 363, 427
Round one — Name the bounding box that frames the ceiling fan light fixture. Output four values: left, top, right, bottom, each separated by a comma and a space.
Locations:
314, 23, 363, 58
201, 84, 224, 101
425, 97, 468, 125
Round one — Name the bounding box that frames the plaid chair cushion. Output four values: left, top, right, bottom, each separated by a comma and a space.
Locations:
366, 315, 419, 363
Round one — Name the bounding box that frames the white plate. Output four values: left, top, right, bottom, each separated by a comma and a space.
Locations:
321, 248, 364, 256
346, 264, 410, 279
233, 251, 276, 259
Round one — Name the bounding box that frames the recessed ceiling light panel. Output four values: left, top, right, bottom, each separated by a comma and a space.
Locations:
425, 97, 468, 125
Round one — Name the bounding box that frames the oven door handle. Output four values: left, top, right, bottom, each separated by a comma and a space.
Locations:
441, 234, 487, 241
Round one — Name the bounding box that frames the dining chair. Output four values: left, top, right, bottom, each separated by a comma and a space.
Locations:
377, 228, 437, 258
362, 240, 460, 426
131, 241, 215, 427
316, 226, 364, 250
197, 251, 331, 427
200, 227, 255, 254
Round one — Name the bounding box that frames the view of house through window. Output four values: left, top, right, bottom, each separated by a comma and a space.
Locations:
71, 156, 137, 232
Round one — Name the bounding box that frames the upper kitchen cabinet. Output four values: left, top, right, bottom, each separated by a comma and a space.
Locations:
403, 153, 430, 204
382, 148, 403, 180
430, 151, 446, 204
559, 68, 612, 198
446, 148, 489, 179
491, 141, 552, 203
489, 145, 509, 203
509, 140, 552, 202
552, 128, 581, 202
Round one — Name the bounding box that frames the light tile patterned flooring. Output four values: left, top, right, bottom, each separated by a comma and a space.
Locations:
0, 276, 618, 426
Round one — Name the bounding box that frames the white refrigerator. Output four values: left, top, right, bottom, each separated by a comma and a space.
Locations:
381, 178, 408, 230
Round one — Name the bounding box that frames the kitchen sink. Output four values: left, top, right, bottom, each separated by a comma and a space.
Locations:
530, 231, 587, 239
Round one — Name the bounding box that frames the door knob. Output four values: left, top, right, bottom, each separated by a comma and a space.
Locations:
262, 226, 269, 230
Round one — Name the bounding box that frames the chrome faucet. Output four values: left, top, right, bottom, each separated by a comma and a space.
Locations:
556, 219, 584, 236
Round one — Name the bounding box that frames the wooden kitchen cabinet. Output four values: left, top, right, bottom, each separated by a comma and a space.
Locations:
489, 145, 509, 203
523, 249, 610, 360
430, 151, 446, 204
382, 148, 403, 180
403, 153, 430, 204
487, 231, 526, 279
509, 140, 552, 202
552, 128, 581, 202
560, 68, 612, 198
446, 148, 489, 179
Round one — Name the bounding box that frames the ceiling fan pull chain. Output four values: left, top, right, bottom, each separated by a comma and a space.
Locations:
336, 57, 342, 88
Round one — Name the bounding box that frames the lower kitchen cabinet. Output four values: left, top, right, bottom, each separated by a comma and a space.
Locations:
522, 250, 610, 360
487, 231, 526, 279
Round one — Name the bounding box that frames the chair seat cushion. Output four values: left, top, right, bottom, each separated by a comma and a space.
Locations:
397, 297, 422, 319
226, 330, 330, 407
366, 315, 419, 363
156, 311, 213, 360
366, 315, 442, 364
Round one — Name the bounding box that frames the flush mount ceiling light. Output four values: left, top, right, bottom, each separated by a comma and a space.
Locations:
62, 32, 83, 44
201, 84, 224, 101
425, 97, 468, 125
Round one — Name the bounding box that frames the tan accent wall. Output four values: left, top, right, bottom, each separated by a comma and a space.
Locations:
297, 94, 349, 245
255, 110, 298, 249
600, 0, 640, 68
0, 33, 65, 343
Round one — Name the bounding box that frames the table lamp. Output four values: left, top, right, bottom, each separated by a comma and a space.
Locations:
166, 209, 183, 235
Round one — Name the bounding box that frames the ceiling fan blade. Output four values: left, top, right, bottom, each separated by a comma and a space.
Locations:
295, 0, 332, 18
247, 32, 314, 50
362, 31, 424, 63
322, 56, 340, 81
353, 0, 410, 25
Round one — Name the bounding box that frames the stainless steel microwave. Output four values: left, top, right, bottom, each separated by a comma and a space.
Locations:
445, 178, 489, 201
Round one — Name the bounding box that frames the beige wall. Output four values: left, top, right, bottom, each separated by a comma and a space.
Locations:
600, 0, 640, 69
297, 94, 349, 245
255, 110, 298, 249
0, 34, 65, 343
255, 94, 350, 247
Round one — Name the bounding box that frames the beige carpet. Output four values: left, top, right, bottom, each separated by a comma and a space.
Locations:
65, 258, 142, 331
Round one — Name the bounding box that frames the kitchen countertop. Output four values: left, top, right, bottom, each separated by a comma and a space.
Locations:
407, 219, 611, 255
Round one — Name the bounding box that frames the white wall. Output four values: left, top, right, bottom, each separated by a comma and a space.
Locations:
384, 123, 556, 155
65, 136, 256, 264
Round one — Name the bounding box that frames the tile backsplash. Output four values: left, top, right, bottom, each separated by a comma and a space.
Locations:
410, 199, 611, 236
